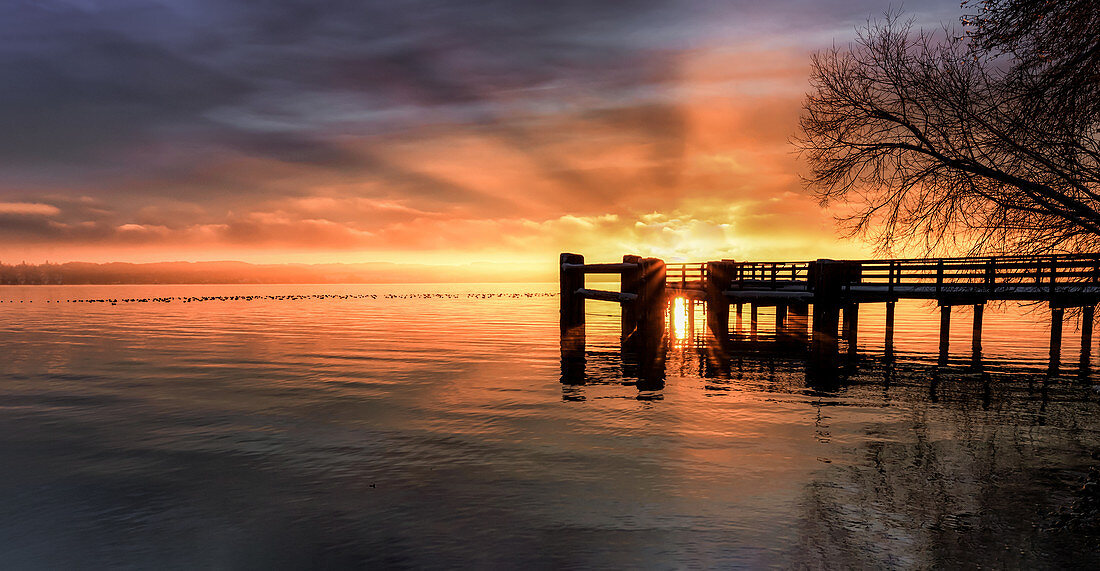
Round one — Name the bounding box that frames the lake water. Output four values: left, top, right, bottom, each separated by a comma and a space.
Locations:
2, 283, 1099, 569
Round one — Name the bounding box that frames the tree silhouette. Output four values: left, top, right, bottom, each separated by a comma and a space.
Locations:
796, 10, 1100, 255
963, 0, 1100, 116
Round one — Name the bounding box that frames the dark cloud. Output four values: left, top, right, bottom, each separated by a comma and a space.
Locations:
0, 6, 249, 168
0, 0, 960, 258
0, 0, 679, 169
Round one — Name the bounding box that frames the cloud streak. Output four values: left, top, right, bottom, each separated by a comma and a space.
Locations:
0, 0, 960, 266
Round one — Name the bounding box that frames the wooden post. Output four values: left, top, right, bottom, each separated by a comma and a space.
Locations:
845, 304, 859, 357
885, 301, 896, 359
703, 334, 732, 379
841, 304, 852, 340
687, 299, 695, 337
810, 260, 843, 376
560, 253, 586, 382
1050, 306, 1064, 374
775, 304, 788, 343
939, 305, 951, 365
705, 261, 731, 340
750, 303, 759, 342
623, 256, 667, 386
1050, 256, 1057, 296
789, 303, 809, 346
1082, 305, 1095, 374
621, 255, 643, 349
639, 258, 667, 347
634, 257, 653, 347
560, 253, 585, 337
971, 304, 984, 364
735, 303, 743, 339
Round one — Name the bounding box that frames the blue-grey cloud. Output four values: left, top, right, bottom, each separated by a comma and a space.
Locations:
0, 0, 960, 257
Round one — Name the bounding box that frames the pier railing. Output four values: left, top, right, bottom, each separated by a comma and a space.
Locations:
666, 263, 706, 290
855, 255, 1100, 298
666, 261, 812, 289
564, 252, 1100, 379
667, 254, 1100, 300
732, 262, 809, 289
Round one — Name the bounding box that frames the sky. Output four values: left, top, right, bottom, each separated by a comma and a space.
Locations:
0, 0, 960, 271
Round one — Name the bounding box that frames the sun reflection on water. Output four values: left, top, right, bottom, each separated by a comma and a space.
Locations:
672, 296, 689, 341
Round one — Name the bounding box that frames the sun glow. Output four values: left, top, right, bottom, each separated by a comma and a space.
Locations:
672, 296, 689, 341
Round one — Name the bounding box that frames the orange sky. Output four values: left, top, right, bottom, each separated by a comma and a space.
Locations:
0, 1, 960, 276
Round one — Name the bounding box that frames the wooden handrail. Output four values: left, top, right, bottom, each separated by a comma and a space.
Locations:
561, 262, 640, 273
665, 252, 1100, 296
575, 288, 638, 303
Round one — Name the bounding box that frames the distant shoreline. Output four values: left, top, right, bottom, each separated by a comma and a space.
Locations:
0, 260, 586, 285
0, 280, 564, 286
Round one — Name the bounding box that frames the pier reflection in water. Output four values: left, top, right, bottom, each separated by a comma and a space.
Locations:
562, 294, 1100, 567
2, 283, 1100, 567
563, 291, 1098, 387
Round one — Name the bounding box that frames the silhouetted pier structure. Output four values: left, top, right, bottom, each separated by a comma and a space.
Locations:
561, 252, 1100, 380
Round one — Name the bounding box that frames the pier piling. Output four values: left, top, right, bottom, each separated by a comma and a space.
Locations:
885, 301, 896, 359
1083, 305, 1095, 373
560, 253, 586, 381
1050, 306, 1064, 374
789, 303, 809, 345
705, 261, 732, 340
972, 304, 984, 364
810, 260, 843, 374
621, 255, 643, 347
939, 305, 951, 365
560, 253, 585, 338
844, 304, 859, 357
775, 304, 788, 343
639, 258, 667, 346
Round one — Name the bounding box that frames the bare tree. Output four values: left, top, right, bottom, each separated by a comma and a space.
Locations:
796, 13, 1100, 256
963, 0, 1100, 116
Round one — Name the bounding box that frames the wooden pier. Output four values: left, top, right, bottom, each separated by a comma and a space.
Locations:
561, 253, 1100, 380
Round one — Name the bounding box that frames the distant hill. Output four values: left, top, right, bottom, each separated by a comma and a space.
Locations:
0, 260, 558, 285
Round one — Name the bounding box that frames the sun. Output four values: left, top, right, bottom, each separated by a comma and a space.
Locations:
672, 296, 689, 341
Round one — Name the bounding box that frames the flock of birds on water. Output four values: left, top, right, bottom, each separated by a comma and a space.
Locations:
0, 292, 557, 305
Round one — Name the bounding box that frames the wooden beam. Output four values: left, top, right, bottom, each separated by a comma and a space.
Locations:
723, 291, 815, 301
576, 288, 638, 303
562, 262, 639, 273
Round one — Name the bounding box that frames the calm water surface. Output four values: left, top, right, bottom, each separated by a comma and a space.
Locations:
2, 283, 1099, 569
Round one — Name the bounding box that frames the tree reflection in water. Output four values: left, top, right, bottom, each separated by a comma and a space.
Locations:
562, 316, 1100, 567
